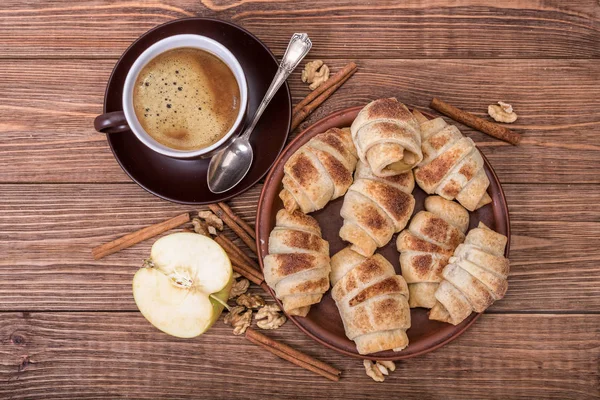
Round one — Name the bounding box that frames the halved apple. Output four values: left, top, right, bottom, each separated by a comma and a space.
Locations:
132, 232, 233, 338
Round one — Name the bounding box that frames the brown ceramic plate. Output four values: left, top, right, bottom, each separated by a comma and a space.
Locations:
102, 18, 291, 204
257, 106, 511, 360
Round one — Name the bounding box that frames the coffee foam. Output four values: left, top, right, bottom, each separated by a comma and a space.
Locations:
133, 47, 240, 151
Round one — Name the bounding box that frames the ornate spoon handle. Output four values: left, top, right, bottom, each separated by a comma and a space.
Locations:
240, 33, 312, 140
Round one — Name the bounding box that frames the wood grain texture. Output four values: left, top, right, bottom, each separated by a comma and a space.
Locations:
0, 312, 598, 399
0, 0, 598, 59
1, 1, 599, 396
0, 183, 598, 312
0, 59, 598, 183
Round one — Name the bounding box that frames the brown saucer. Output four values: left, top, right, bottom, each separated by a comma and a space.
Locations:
102, 18, 291, 204
257, 106, 511, 360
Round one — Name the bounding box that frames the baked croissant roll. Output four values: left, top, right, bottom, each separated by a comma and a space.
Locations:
339, 161, 415, 257
351, 98, 423, 176
263, 210, 330, 317
413, 114, 492, 211
331, 247, 411, 354
429, 222, 509, 325
280, 127, 358, 214
397, 196, 469, 309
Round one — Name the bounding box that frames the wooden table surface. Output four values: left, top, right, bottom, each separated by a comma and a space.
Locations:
1, 1, 599, 399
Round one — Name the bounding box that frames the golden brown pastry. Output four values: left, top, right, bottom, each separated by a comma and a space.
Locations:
413, 114, 492, 211
429, 222, 509, 325
263, 210, 330, 317
351, 98, 422, 176
397, 196, 469, 308
339, 161, 415, 257
280, 127, 358, 214
330, 247, 411, 354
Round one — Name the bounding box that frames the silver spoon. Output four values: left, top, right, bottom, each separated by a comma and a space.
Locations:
207, 33, 312, 193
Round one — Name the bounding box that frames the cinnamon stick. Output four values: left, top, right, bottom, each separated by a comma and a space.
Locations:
245, 328, 341, 382
214, 236, 264, 284
208, 204, 257, 254
293, 62, 357, 115
215, 235, 270, 292
217, 246, 262, 281
232, 263, 263, 286
92, 213, 190, 260
217, 202, 255, 239
215, 238, 247, 266
291, 66, 357, 131
216, 234, 259, 270
430, 98, 521, 145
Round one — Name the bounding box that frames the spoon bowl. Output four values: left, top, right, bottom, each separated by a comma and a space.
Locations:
206, 136, 254, 194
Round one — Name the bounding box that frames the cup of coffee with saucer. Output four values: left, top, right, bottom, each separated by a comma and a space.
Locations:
95, 34, 248, 159
94, 19, 293, 204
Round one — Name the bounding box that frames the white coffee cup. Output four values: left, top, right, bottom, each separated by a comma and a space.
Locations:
94, 34, 248, 159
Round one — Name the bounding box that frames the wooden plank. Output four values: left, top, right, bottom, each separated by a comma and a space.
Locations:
0, 182, 598, 312
0, 312, 597, 399
0, 1, 598, 59
506, 184, 600, 313
0, 59, 598, 184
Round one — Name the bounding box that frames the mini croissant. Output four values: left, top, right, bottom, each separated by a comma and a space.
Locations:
429, 222, 510, 325
339, 161, 415, 257
263, 210, 330, 317
351, 98, 423, 176
280, 127, 358, 214
331, 247, 411, 355
413, 114, 492, 211
397, 196, 469, 308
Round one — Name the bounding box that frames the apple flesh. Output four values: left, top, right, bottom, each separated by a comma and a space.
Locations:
132, 232, 232, 338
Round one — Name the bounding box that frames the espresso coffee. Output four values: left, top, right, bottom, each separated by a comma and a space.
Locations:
133, 47, 240, 151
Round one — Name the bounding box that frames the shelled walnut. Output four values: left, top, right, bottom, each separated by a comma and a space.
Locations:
301, 60, 330, 90
363, 360, 396, 382
236, 293, 265, 309
488, 101, 518, 123
228, 277, 250, 299
191, 218, 210, 236
255, 304, 286, 330
198, 210, 224, 232
224, 306, 252, 335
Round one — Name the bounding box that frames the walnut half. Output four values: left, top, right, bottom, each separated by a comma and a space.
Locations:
255, 304, 286, 330
363, 360, 396, 382
236, 293, 265, 309
197, 210, 223, 232
301, 60, 330, 90
364, 360, 384, 382
191, 218, 210, 236
488, 101, 518, 123
228, 277, 250, 299
223, 306, 252, 336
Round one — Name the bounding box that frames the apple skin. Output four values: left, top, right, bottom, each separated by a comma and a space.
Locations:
206, 274, 233, 331
132, 233, 233, 338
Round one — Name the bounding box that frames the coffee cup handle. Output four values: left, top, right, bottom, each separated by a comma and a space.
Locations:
94, 111, 130, 134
